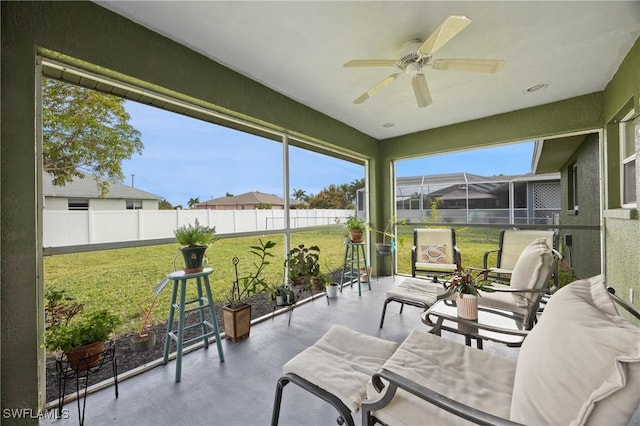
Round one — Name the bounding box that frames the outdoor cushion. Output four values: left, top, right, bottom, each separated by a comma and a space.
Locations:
282, 325, 398, 413
368, 329, 516, 425
509, 238, 553, 306
473, 291, 530, 317
420, 244, 447, 263
498, 230, 556, 270
510, 275, 640, 425
385, 277, 445, 306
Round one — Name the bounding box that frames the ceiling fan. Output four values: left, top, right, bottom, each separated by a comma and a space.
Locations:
344, 15, 505, 108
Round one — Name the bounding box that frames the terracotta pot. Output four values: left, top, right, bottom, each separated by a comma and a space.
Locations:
456, 294, 478, 320
65, 340, 105, 371
223, 304, 252, 342
349, 229, 364, 243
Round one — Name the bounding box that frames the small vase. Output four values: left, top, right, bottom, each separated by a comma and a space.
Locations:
456, 294, 478, 320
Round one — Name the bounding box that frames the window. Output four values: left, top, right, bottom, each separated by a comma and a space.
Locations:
620, 111, 638, 207
68, 198, 89, 210
126, 200, 143, 210
568, 162, 578, 211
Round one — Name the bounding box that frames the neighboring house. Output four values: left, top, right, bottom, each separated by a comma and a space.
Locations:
43, 173, 162, 210
195, 191, 299, 210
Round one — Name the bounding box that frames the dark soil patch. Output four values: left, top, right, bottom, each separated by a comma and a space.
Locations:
45, 289, 318, 404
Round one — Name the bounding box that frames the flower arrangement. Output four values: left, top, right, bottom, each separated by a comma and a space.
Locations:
447, 268, 494, 297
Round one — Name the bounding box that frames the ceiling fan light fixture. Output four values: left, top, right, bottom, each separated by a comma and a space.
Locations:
406, 62, 421, 76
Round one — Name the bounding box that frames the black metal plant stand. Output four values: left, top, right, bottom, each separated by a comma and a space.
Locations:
55, 340, 118, 426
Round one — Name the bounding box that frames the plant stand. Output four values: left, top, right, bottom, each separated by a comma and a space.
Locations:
56, 340, 118, 426
340, 241, 370, 296
162, 267, 225, 382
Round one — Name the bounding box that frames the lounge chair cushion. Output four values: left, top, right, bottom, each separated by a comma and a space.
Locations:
385, 277, 446, 306
509, 238, 553, 306
282, 325, 398, 413
368, 329, 516, 425
510, 275, 640, 425
473, 291, 530, 317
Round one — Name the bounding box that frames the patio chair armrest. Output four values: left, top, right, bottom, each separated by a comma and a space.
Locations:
482, 249, 500, 269
453, 245, 462, 267
411, 246, 417, 276
364, 368, 523, 426
485, 286, 552, 294
608, 287, 640, 321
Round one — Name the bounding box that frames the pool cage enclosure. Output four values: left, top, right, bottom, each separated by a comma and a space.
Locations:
358, 172, 561, 225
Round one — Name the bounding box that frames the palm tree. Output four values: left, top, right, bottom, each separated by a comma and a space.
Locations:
188, 197, 200, 209
292, 188, 308, 202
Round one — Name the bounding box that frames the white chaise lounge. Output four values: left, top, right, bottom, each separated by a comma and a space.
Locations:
272, 275, 640, 426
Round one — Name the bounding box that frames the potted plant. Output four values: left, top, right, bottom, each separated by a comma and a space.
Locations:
44, 288, 120, 371
369, 216, 407, 255
321, 264, 339, 298
223, 239, 276, 342
130, 278, 170, 352
345, 216, 367, 243
286, 244, 321, 288
447, 269, 494, 320
174, 219, 219, 273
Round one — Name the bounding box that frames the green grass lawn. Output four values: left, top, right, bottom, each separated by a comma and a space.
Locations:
45, 225, 571, 339
44, 228, 349, 336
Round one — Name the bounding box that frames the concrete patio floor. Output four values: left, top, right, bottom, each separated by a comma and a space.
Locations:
41, 275, 519, 426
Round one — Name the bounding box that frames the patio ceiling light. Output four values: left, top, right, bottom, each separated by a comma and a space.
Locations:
525, 83, 549, 93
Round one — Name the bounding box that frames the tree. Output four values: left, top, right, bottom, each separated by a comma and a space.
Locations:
42, 78, 143, 196
308, 184, 348, 209
188, 197, 200, 209
158, 199, 174, 210
346, 178, 365, 206
292, 188, 308, 202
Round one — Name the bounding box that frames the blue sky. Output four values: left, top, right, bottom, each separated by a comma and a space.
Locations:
121, 101, 534, 207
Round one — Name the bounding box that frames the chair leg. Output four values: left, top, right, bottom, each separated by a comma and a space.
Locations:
379, 299, 391, 328
272, 373, 354, 426
271, 376, 290, 426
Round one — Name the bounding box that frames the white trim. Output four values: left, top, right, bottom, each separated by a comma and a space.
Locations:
620, 110, 637, 208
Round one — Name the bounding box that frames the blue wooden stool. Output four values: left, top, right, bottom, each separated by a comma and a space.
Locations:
340, 242, 371, 296
162, 267, 224, 382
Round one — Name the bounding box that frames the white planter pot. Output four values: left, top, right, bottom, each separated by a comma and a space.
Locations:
326, 284, 339, 298
456, 294, 478, 320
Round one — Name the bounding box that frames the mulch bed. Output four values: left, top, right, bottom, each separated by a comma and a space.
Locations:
45, 289, 318, 404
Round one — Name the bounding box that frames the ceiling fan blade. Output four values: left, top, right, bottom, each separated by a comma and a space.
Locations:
412, 73, 432, 108
432, 59, 505, 73
418, 15, 472, 57
344, 59, 398, 67
353, 73, 400, 104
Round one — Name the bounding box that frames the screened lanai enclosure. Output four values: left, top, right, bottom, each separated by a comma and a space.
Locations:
359, 172, 560, 225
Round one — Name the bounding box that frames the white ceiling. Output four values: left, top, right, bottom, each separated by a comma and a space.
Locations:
96, 1, 640, 140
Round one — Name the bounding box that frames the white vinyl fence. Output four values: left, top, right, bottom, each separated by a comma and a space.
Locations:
43, 209, 353, 248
